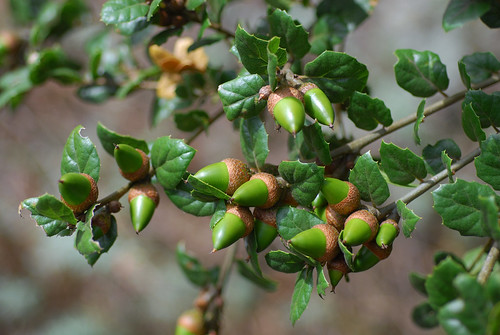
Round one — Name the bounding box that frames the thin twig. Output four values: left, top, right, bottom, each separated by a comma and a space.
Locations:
186, 109, 226, 145
477, 243, 499, 284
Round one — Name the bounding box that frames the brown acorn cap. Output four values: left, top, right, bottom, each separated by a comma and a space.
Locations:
222, 158, 251, 195
327, 254, 351, 275
298, 82, 318, 95
107, 200, 122, 213
61, 173, 98, 214
325, 205, 346, 232
313, 224, 340, 263
226, 204, 254, 237
258, 85, 272, 101
251, 172, 282, 209
253, 207, 277, 228
345, 209, 379, 242
119, 149, 150, 182
329, 181, 361, 215
380, 218, 400, 235
267, 86, 304, 116
364, 240, 393, 260
128, 182, 160, 207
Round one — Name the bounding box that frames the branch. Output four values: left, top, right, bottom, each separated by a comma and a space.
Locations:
477, 243, 499, 285
186, 109, 226, 145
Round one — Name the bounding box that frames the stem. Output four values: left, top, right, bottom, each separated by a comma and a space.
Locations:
332, 77, 500, 158
186, 109, 226, 145
468, 239, 494, 273
477, 243, 499, 284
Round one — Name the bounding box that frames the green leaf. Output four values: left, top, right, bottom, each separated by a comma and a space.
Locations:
96, 122, 149, 156
265, 0, 291, 10
481, 1, 500, 28
101, 0, 148, 25
463, 90, 500, 128
304, 51, 368, 103
290, 266, 314, 326
409, 272, 428, 296
412, 302, 439, 329
380, 141, 427, 185
20, 194, 77, 237
302, 122, 332, 165
458, 61, 472, 90
165, 182, 220, 217
116, 66, 161, 98
423, 139, 462, 175
315, 263, 329, 296
209, 201, 226, 229
338, 230, 355, 271
288, 131, 316, 161
488, 303, 500, 335
442, 0, 491, 32
462, 103, 486, 142
267, 37, 279, 90
414, 99, 426, 145
460, 52, 500, 84
186, 0, 205, 10
176, 243, 219, 287
268, 9, 310, 59
309, 15, 348, 55
0, 67, 33, 109
394, 49, 449, 97
151, 136, 196, 190
174, 110, 209, 132
187, 174, 231, 201
347, 91, 393, 130
475, 134, 500, 190
234, 25, 287, 75
396, 200, 421, 238
432, 179, 495, 237
187, 34, 225, 52
206, 0, 226, 23
147, 0, 161, 21
479, 195, 500, 242
278, 161, 325, 207
236, 260, 277, 291
29, 47, 81, 85
245, 230, 263, 277
426, 257, 466, 310
61, 126, 100, 182
442, 151, 455, 183
77, 84, 116, 104
276, 206, 323, 240
265, 250, 306, 273
349, 151, 390, 206
239, 117, 269, 170
218, 74, 267, 121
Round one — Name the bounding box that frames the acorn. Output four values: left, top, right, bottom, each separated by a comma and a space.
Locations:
320, 178, 360, 215
267, 86, 305, 136
58, 172, 98, 214
327, 255, 351, 292
325, 205, 346, 232
299, 82, 335, 128
253, 207, 278, 252
212, 205, 254, 252
231, 172, 281, 209
175, 308, 206, 335
342, 209, 379, 246
314, 205, 327, 221
114, 143, 150, 182
375, 219, 400, 249
352, 240, 392, 272
128, 182, 159, 233
311, 192, 327, 209
289, 224, 340, 263
193, 158, 251, 195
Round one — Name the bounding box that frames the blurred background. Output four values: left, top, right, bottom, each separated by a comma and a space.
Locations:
1, 0, 500, 334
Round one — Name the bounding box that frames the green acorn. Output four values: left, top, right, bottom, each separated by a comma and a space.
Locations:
253, 207, 278, 252
267, 86, 306, 136
375, 219, 400, 249
311, 192, 327, 209
321, 177, 360, 215
299, 82, 335, 128
342, 209, 379, 246
327, 255, 351, 292
128, 182, 159, 233
315, 205, 327, 222
193, 158, 251, 195
212, 205, 254, 251
114, 143, 150, 182
175, 308, 205, 335
325, 205, 346, 232
58, 172, 98, 214
289, 224, 340, 263
231, 172, 281, 209
352, 240, 392, 272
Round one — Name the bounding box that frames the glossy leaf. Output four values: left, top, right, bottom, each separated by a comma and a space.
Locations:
432, 179, 494, 237
209, 201, 226, 229
268, 9, 310, 59
165, 182, 220, 217
315, 263, 329, 296
176, 243, 219, 287
338, 230, 355, 270
278, 161, 324, 207
288, 131, 316, 161
442, 0, 490, 31
479, 195, 500, 242
458, 60, 472, 89
396, 200, 421, 238
0, 67, 33, 109
61, 126, 100, 182
412, 302, 439, 329
240, 116, 269, 170
349, 151, 390, 206
245, 230, 262, 277
174, 110, 209, 132
218, 74, 267, 120
187, 174, 231, 201
151, 136, 196, 190
460, 52, 500, 84
302, 123, 332, 165
267, 37, 280, 90
347, 91, 393, 130
394, 49, 449, 97
290, 267, 313, 326
380, 141, 427, 185
96, 122, 149, 156
146, 0, 161, 20
305, 51, 368, 103
462, 103, 486, 142
475, 134, 500, 190
186, 0, 205, 10
77, 84, 116, 104
462, 90, 500, 128
187, 34, 225, 52
29, 47, 81, 85
414, 99, 426, 145
236, 260, 277, 291
265, 250, 306, 273
426, 257, 466, 310
423, 139, 461, 175
101, 0, 148, 25
276, 207, 323, 240
409, 272, 428, 296
442, 151, 455, 183
206, 0, 226, 23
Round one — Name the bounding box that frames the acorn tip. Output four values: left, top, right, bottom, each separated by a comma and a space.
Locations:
211, 248, 217, 253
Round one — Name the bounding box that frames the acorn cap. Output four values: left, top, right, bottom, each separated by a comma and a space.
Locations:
321, 178, 360, 215
353, 240, 392, 272
342, 209, 379, 246
325, 205, 346, 232
251, 172, 281, 209
223, 158, 251, 195
58, 172, 98, 214
289, 224, 339, 263
175, 308, 205, 335
253, 207, 277, 228
267, 86, 304, 115
375, 219, 400, 249
194, 158, 250, 195
114, 144, 150, 182
128, 183, 160, 233
212, 205, 254, 251
327, 255, 351, 291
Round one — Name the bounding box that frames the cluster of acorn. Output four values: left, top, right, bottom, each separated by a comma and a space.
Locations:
260, 82, 335, 136
57, 144, 159, 233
